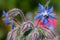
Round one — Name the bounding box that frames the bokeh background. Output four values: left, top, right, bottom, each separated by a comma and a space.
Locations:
0, 0, 60, 40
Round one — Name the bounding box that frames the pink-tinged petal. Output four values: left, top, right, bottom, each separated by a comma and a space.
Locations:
39, 22, 44, 27
37, 18, 57, 28
48, 18, 57, 28
34, 19, 48, 28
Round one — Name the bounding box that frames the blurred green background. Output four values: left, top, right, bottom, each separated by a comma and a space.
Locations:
0, 0, 60, 40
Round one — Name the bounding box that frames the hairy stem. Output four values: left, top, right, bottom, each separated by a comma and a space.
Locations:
7, 8, 26, 22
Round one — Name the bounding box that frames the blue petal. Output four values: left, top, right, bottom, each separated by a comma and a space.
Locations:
5, 18, 10, 25
5, 14, 10, 25
38, 3, 45, 12
42, 17, 48, 25
48, 13, 56, 19
2, 11, 7, 17
47, 5, 53, 13
12, 22, 15, 29
34, 13, 43, 20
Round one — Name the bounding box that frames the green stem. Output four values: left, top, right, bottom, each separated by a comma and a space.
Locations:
45, 0, 50, 7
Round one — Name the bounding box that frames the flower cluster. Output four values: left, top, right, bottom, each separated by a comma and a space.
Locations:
2, 3, 57, 40
34, 3, 57, 36
2, 11, 15, 29
34, 3, 56, 25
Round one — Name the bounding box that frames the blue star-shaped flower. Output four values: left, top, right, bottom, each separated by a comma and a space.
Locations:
34, 3, 56, 25
5, 14, 11, 25
2, 10, 11, 25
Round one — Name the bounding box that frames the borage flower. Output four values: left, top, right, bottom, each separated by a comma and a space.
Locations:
34, 3, 56, 27
2, 11, 11, 25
